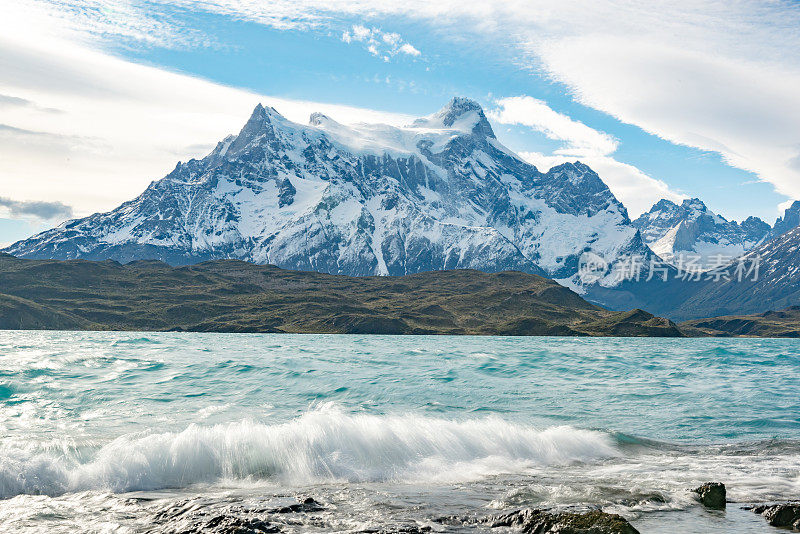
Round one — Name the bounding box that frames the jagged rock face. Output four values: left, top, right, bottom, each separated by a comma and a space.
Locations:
632, 198, 770, 268
772, 200, 800, 238
4, 98, 648, 290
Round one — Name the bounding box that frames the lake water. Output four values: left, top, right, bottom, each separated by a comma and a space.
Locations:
0, 331, 798, 533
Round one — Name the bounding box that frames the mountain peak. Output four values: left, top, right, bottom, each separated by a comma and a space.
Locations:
308, 112, 331, 126
773, 200, 800, 237
681, 197, 708, 211
550, 160, 594, 173
650, 199, 680, 212
440, 97, 483, 117
414, 97, 495, 138
222, 103, 289, 156
633, 195, 771, 266
248, 103, 283, 121
782, 200, 800, 217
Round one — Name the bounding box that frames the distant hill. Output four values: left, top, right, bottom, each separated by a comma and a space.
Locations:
681, 306, 800, 337
0, 254, 681, 336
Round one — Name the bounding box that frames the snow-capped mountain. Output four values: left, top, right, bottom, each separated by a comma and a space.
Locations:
4, 98, 652, 293
670, 225, 800, 319
632, 198, 770, 269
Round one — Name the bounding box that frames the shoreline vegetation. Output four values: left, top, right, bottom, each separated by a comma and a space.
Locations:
0, 253, 796, 337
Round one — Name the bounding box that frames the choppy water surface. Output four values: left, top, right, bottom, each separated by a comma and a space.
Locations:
0, 332, 798, 533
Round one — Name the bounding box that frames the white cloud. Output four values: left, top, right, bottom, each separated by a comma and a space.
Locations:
382, 32, 401, 46
351, 24, 372, 41
338, 24, 421, 60
489, 96, 617, 157
398, 43, 421, 56
534, 33, 800, 205
492, 96, 684, 216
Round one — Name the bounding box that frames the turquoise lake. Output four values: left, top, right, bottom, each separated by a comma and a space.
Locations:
1, 332, 798, 532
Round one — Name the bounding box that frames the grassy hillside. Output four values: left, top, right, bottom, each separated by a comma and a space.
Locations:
681, 307, 800, 337
0, 254, 682, 336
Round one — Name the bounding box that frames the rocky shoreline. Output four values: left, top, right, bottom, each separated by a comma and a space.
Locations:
143, 481, 800, 534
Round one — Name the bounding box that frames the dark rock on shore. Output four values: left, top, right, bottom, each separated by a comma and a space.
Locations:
692, 482, 726, 509
488, 508, 639, 534
271, 497, 324, 514
148, 495, 323, 533
358, 525, 431, 534
751, 502, 800, 530
191, 515, 281, 533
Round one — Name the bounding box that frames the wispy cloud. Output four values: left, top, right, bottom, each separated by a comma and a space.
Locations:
0, 196, 73, 220
489, 96, 618, 157
0, 94, 33, 107
490, 96, 684, 215
0, 94, 62, 113
341, 24, 421, 61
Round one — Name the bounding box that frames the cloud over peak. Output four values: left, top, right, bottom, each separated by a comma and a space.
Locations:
490, 96, 683, 216
489, 96, 618, 157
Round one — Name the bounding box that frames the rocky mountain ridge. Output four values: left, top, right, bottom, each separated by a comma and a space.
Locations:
632, 198, 770, 269
5, 97, 800, 318
4, 98, 653, 296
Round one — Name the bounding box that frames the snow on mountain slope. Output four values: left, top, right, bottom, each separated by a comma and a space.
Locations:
4, 98, 652, 292
632, 198, 770, 269
669, 225, 800, 319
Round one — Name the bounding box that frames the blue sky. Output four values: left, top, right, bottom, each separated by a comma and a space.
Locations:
1, 0, 799, 245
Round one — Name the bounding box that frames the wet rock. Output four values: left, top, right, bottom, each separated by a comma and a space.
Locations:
488, 508, 639, 534
149, 498, 284, 534
358, 525, 431, 534
271, 497, 324, 514
198, 515, 281, 533
692, 482, 726, 509
751, 503, 800, 530
430, 515, 471, 526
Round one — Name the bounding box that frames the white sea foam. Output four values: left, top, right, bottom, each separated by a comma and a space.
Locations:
0, 404, 618, 498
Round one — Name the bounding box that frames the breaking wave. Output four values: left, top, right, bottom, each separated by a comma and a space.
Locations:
0, 404, 619, 498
